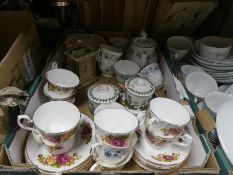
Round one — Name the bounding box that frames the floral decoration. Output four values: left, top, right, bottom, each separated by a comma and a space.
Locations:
37, 153, 80, 168
145, 130, 167, 147
151, 153, 180, 162
80, 121, 92, 144
104, 148, 127, 158
161, 127, 184, 137
101, 135, 130, 147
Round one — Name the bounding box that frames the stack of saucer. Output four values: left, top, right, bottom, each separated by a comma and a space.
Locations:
133, 98, 192, 173
90, 108, 138, 170
24, 110, 95, 174
43, 69, 80, 103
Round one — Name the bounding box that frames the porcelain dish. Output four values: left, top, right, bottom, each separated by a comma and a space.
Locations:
185, 71, 218, 99
25, 114, 95, 173
114, 60, 140, 86
87, 83, 119, 113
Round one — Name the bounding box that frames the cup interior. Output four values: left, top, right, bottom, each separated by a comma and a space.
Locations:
200, 36, 232, 48
114, 60, 139, 75
46, 69, 80, 88
33, 101, 80, 134
94, 109, 138, 135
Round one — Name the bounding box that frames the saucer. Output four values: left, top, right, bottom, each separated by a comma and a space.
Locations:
25, 114, 95, 173
135, 118, 191, 167
43, 82, 75, 100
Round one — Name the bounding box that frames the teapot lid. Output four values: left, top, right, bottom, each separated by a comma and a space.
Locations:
133, 31, 157, 48
87, 83, 119, 103
125, 75, 155, 96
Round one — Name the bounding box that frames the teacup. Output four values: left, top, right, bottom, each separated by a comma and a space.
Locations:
121, 75, 155, 114
17, 101, 80, 154
94, 108, 138, 147
145, 129, 192, 149
46, 69, 80, 98
114, 60, 140, 86
145, 98, 190, 145
97, 44, 123, 62
91, 133, 137, 166
167, 36, 192, 61
140, 63, 163, 89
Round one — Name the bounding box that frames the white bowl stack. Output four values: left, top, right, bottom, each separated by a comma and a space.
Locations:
187, 36, 233, 83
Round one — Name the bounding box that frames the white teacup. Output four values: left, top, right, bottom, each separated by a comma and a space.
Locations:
145, 98, 190, 145
91, 133, 137, 167
17, 101, 80, 154
94, 109, 138, 147
167, 36, 192, 61
97, 44, 123, 62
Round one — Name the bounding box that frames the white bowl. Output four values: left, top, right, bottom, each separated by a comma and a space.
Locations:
204, 92, 233, 118
199, 36, 232, 61
185, 72, 218, 99
180, 64, 204, 80
114, 60, 140, 85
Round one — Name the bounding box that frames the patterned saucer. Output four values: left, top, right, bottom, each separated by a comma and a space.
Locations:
135, 118, 191, 167
25, 114, 95, 173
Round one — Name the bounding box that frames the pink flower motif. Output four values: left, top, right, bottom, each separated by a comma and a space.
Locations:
111, 139, 126, 147
56, 154, 71, 165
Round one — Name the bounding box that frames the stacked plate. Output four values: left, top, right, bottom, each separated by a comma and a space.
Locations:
133, 114, 191, 174
188, 41, 233, 83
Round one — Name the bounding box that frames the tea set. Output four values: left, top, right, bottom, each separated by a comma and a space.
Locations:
15, 32, 200, 174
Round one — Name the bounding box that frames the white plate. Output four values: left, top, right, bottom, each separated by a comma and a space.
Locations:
25, 114, 95, 173
217, 101, 233, 165
135, 118, 191, 166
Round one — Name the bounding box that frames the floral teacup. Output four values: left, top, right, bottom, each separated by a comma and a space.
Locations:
91, 133, 137, 166
145, 98, 190, 143
94, 108, 138, 147
17, 101, 80, 154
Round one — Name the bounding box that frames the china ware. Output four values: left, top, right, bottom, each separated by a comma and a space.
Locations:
180, 64, 204, 81
94, 108, 138, 148
121, 75, 155, 115
126, 31, 158, 68
167, 36, 192, 61
204, 92, 233, 118
134, 117, 192, 172
114, 60, 140, 86
25, 114, 95, 173
145, 98, 191, 148
18, 101, 81, 154
87, 83, 119, 114
46, 69, 80, 98
96, 44, 123, 77
91, 133, 137, 168
94, 102, 126, 115
140, 63, 163, 89
217, 101, 233, 165
185, 71, 218, 100
198, 36, 232, 61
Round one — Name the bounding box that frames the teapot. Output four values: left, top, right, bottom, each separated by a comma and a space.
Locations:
126, 31, 158, 69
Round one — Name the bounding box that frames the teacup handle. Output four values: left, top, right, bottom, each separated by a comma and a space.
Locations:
145, 116, 159, 129
171, 133, 192, 148
17, 115, 43, 144
90, 142, 102, 161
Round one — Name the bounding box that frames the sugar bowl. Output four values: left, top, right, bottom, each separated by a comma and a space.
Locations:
121, 75, 155, 114
87, 83, 119, 114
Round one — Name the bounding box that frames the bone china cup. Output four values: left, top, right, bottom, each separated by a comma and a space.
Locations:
46, 68, 80, 98
17, 101, 80, 154
145, 98, 190, 147
94, 109, 138, 147
91, 133, 137, 167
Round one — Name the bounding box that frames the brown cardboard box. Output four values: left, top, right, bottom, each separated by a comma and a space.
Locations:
0, 11, 45, 89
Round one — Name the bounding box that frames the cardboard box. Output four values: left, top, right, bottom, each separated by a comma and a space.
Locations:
0, 11, 45, 89
0, 43, 220, 174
